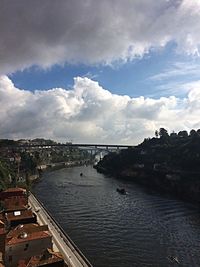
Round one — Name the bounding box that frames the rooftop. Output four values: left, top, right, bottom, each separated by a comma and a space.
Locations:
26, 249, 64, 267
6, 209, 35, 222
7, 230, 51, 245
7, 223, 48, 239
0, 228, 5, 235
0, 220, 4, 227
3, 188, 26, 193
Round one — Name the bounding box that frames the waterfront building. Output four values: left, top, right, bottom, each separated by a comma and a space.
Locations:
0, 188, 27, 203
0, 252, 5, 267
5, 229, 52, 267
5, 209, 37, 227
0, 228, 6, 260
18, 248, 64, 266
0, 188, 65, 267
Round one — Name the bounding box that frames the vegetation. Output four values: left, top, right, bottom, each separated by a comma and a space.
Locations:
0, 160, 12, 190
95, 128, 200, 204
0, 138, 93, 190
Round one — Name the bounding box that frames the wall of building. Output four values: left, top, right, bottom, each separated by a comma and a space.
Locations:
0, 229, 6, 260
5, 236, 52, 267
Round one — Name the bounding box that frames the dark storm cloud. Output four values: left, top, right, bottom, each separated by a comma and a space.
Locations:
0, 0, 200, 74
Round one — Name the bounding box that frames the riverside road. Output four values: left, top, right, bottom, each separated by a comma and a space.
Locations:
29, 193, 93, 267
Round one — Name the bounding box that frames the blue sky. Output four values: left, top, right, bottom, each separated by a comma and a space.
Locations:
9, 41, 200, 99
9, 42, 193, 98
1, 0, 200, 144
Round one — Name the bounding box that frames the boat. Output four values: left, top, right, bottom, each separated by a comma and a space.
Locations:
116, 188, 126, 195
167, 256, 180, 264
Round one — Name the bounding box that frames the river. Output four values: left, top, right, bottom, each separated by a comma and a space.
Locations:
32, 165, 200, 267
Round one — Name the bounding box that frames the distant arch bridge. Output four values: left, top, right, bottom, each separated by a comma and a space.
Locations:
8, 143, 134, 152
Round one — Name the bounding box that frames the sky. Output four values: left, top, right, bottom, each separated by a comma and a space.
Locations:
1, 0, 200, 144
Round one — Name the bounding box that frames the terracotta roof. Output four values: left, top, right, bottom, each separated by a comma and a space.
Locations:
7, 223, 48, 239
6, 210, 35, 221
17, 260, 27, 267
7, 230, 51, 245
0, 228, 5, 235
0, 252, 5, 266
4, 204, 28, 212
26, 248, 64, 267
3, 188, 26, 193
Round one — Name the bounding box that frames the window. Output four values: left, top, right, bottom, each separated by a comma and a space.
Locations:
24, 243, 29, 251
14, 211, 21, 216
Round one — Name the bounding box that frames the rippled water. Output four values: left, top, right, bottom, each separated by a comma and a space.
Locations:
33, 166, 200, 267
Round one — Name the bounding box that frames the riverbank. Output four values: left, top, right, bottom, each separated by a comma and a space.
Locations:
94, 132, 200, 205
95, 164, 200, 204
38, 159, 92, 171
33, 160, 93, 183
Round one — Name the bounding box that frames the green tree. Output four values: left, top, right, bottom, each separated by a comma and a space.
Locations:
159, 128, 169, 138
170, 131, 177, 137
155, 130, 159, 138
190, 129, 197, 138
0, 161, 11, 190
178, 130, 188, 138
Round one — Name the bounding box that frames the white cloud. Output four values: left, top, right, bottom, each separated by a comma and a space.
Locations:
148, 62, 200, 96
0, 75, 200, 144
150, 62, 200, 81
1, 0, 200, 74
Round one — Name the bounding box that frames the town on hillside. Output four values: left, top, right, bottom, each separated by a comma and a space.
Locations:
0, 138, 93, 191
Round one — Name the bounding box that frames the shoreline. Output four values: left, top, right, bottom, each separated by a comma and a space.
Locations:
31, 160, 94, 184
94, 165, 200, 205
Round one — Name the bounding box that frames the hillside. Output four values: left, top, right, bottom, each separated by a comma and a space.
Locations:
95, 128, 200, 203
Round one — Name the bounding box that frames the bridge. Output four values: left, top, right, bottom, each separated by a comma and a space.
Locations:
5, 143, 134, 154
8, 143, 133, 149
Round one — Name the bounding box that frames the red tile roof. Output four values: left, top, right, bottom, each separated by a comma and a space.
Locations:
0, 228, 5, 235
7, 223, 48, 239
6, 209, 35, 221
3, 188, 26, 193
0, 220, 4, 228
17, 260, 27, 267
7, 230, 51, 245
26, 248, 64, 267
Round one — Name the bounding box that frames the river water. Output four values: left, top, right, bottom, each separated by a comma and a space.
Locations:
33, 165, 200, 267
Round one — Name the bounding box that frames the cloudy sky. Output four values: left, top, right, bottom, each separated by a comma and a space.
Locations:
1, 0, 200, 144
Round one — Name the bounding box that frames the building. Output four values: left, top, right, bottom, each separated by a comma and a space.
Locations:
0, 252, 5, 267
5, 209, 37, 227
0, 228, 6, 261
5, 228, 52, 267
0, 187, 28, 212
0, 188, 27, 201
0, 188, 65, 266
18, 249, 65, 267
3, 195, 28, 212
0, 189, 28, 212
7, 224, 49, 239
0, 213, 6, 226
